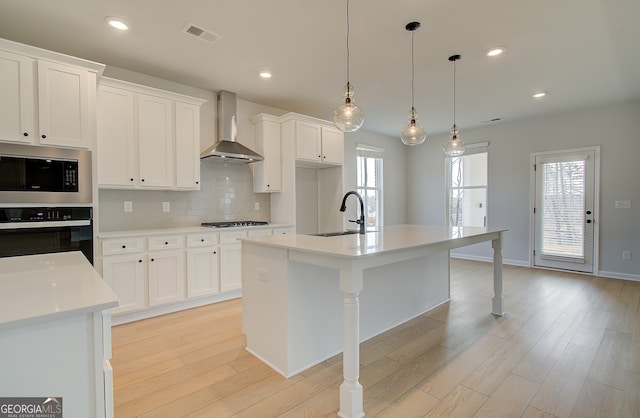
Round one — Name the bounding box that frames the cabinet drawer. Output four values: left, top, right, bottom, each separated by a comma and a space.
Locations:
248, 228, 272, 237
102, 238, 143, 255
187, 232, 219, 248
148, 235, 184, 251
274, 226, 296, 235
219, 230, 247, 244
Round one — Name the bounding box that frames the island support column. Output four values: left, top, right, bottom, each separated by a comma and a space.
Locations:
338, 260, 365, 418
491, 231, 505, 316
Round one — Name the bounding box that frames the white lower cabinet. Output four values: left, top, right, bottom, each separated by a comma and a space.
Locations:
100, 226, 290, 320
148, 248, 185, 306
220, 243, 242, 292
219, 230, 248, 292
186, 232, 220, 298
102, 253, 145, 315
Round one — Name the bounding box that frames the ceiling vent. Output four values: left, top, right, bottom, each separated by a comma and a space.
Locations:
183, 23, 220, 43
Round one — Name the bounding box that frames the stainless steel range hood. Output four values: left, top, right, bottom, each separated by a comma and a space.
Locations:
200, 90, 264, 163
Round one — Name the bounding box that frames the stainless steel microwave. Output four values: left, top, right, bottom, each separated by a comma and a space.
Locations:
0, 143, 92, 205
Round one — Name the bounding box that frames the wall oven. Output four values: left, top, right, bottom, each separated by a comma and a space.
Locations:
0, 207, 93, 264
0, 143, 91, 205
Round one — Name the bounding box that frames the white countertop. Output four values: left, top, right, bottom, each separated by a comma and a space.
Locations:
239, 224, 507, 259
0, 252, 119, 330
97, 224, 294, 239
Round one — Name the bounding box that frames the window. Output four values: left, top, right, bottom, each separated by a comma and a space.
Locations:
356, 144, 383, 231
447, 143, 488, 228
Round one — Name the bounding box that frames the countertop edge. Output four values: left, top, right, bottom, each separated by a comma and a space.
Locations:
0, 300, 119, 332
97, 224, 295, 239
239, 225, 507, 258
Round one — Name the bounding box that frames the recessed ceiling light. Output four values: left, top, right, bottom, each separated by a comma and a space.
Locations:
259, 71, 273, 79
532, 91, 548, 98
486, 46, 505, 57
106, 17, 129, 31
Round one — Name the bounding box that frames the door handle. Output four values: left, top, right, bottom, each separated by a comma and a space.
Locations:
586, 210, 592, 215
586, 219, 592, 224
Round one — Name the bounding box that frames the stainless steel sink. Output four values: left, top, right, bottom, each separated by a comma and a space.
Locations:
309, 230, 361, 237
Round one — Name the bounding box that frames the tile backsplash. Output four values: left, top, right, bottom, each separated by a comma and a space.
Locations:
98, 163, 270, 232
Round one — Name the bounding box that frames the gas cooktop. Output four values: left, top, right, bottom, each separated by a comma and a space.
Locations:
201, 221, 269, 228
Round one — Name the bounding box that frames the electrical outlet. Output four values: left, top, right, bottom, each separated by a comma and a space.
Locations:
622, 250, 632, 260
162, 201, 171, 212
124, 201, 133, 212
254, 202, 260, 211
615, 200, 632, 209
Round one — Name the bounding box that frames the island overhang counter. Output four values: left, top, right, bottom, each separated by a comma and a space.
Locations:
239, 224, 506, 418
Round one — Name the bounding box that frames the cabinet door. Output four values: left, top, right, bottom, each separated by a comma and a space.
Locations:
97, 85, 137, 187
321, 126, 344, 165
295, 120, 321, 162
138, 93, 173, 187
220, 243, 242, 291
175, 101, 201, 190
148, 249, 185, 306
37, 60, 91, 148
187, 246, 220, 297
253, 119, 281, 192
0, 50, 35, 144
102, 253, 145, 314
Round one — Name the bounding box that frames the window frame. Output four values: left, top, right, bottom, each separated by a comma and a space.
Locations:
356, 143, 384, 231
445, 142, 489, 228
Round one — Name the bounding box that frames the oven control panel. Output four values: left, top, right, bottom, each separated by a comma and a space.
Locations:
0, 207, 92, 222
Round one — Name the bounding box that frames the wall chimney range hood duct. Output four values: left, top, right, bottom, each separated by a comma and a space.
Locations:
200, 90, 264, 163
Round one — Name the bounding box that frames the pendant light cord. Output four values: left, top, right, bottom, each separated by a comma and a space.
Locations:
345, 0, 351, 88
410, 29, 415, 109
453, 58, 456, 125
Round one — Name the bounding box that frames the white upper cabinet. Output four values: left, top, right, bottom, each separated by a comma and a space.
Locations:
137, 93, 174, 187
295, 120, 322, 163
0, 50, 35, 144
285, 114, 344, 167
251, 113, 282, 193
175, 102, 201, 189
37, 60, 92, 148
97, 78, 205, 190
320, 126, 344, 165
96, 85, 136, 186
0, 40, 103, 149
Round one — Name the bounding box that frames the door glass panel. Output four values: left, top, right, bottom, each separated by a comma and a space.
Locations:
540, 159, 585, 261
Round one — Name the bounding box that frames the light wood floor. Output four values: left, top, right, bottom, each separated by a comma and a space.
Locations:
111, 259, 640, 417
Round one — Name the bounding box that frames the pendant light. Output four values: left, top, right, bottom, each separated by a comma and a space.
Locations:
443, 54, 466, 156
333, 0, 364, 132
400, 21, 427, 146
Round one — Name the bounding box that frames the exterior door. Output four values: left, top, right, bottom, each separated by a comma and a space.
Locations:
533, 149, 598, 272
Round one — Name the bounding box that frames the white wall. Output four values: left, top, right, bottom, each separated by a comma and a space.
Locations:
407, 100, 640, 279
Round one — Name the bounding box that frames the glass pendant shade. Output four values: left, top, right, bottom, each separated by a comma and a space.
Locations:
443, 124, 466, 156
334, 83, 364, 132
401, 107, 427, 146
443, 54, 465, 157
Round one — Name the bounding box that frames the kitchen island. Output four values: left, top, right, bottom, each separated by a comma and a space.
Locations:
240, 224, 506, 418
0, 251, 119, 418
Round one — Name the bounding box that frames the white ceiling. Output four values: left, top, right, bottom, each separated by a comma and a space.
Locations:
1, 0, 639, 137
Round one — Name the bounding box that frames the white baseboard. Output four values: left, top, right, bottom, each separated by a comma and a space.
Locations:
111, 289, 242, 325
450, 253, 639, 282
597, 270, 640, 282
449, 253, 529, 267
